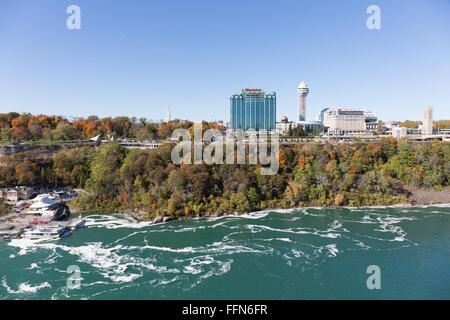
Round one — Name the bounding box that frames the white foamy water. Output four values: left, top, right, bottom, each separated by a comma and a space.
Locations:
2, 205, 449, 299
2, 279, 51, 294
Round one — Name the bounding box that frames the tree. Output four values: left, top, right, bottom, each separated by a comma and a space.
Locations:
0, 199, 11, 215
16, 161, 37, 186
54, 123, 74, 141
86, 143, 125, 196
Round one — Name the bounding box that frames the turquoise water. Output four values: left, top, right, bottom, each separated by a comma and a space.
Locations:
0, 206, 449, 300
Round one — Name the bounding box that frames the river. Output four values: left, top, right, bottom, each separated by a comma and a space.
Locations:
1, 206, 449, 299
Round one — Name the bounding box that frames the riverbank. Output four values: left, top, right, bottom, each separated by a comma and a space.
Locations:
72, 198, 450, 224
407, 187, 450, 205
8, 185, 448, 226
120, 186, 450, 222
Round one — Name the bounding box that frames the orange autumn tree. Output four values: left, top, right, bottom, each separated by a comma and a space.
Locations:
297, 156, 307, 169
277, 149, 287, 170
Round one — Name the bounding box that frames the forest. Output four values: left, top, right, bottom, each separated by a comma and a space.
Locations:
1, 137, 448, 220
0, 112, 222, 142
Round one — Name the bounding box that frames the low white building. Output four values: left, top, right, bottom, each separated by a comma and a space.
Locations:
392, 127, 408, 139
323, 108, 377, 135
275, 116, 296, 135
275, 122, 299, 135
28, 195, 58, 217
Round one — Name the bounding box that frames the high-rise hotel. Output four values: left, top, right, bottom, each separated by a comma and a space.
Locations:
230, 89, 276, 131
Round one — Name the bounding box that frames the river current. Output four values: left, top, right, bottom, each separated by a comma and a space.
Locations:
1, 206, 449, 299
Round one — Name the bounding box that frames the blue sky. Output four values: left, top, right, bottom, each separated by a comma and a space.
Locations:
0, 0, 449, 122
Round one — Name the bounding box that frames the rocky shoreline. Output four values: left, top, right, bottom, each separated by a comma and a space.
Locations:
75, 201, 450, 224
64, 186, 450, 223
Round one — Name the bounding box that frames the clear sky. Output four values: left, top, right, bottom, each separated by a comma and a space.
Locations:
0, 0, 449, 122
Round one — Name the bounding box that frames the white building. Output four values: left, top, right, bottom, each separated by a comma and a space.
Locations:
392, 127, 408, 139
276, 116, 323, 135
276, 122, 302, 135
423, 107, 433, 136
323, 109, 366, 135
275, 116, 300, 135
390, 107, 440, 140
322, 108, 377, 135
28, 195, 58, 217
166, 105, 171, 123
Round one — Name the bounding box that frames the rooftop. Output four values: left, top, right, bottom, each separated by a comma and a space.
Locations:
298, 81, 309, 89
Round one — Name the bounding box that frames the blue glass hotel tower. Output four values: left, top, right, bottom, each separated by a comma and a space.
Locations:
230, 89, 276, 131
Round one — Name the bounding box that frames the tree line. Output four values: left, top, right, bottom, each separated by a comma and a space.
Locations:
400, 120, 450, 130
0, 112, 226, 142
